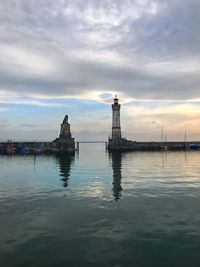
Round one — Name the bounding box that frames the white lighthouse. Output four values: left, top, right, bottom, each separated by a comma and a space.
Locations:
112, 95, 121, 140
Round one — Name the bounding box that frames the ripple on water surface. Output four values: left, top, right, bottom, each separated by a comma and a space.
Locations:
1, 145, 200, 267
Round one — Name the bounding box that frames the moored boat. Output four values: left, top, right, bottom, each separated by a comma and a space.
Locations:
189, 144, 199, 151
0, 145, 6, 154
7, 143, 15, 154
16, 145, 29, 155
32, 146, 46, 154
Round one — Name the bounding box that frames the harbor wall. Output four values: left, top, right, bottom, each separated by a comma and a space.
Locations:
1, 141, 200, 152
0, 142, 52, 149
108, 140, 200, 151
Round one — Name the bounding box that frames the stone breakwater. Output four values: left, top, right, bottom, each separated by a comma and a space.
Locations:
0, 140, 199, 155
0, 142, 77, 154
107, 140, 200, 151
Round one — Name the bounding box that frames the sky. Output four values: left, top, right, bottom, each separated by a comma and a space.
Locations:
0, 0, 200, 141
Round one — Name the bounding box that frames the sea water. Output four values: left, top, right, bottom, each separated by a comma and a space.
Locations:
1, 144, 200, 267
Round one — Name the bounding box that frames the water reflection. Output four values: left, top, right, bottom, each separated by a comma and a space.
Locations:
56, 154, 74, 187
161, 151, 168, 168
2, 147, 200, 266
111, 152, 123, 201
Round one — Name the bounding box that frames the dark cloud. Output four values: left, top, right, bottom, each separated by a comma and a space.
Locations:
0, 0, 200, 103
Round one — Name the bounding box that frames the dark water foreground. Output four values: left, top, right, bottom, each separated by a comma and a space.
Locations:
1, 144, 200, 267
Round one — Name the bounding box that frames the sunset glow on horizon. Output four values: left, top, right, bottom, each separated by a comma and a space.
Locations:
0, 0, 200, 141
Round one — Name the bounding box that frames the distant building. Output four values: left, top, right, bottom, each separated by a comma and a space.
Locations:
53, 115, 75, 152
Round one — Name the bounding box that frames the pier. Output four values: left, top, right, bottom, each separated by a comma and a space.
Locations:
1, 140, 200, 155
107, 96, 200, 152
107, 140, 200, 151
0, 141, 80, 155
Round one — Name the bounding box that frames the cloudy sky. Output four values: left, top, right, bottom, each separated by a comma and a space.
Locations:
0, 0, 200, 141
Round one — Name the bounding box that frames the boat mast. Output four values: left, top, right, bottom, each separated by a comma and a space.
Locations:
184, 131, 187, 142
160, 126, 164, 144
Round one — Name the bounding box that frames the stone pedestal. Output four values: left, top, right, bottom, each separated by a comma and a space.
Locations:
52, 115, 75, 152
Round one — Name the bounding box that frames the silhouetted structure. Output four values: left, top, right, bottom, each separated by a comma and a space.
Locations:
53, 115, 75, 152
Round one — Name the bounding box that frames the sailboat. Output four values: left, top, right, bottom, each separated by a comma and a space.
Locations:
160, 127, 168, 151
186, 131, 199, 150
163, 134, 168, 151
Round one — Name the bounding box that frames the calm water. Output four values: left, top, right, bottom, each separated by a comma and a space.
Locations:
1, 144, 200, 267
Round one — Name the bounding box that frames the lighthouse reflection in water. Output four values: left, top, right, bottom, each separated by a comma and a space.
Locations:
111, 152, 123, 201
56, 148, 123, 202
1, 144, 200, 267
